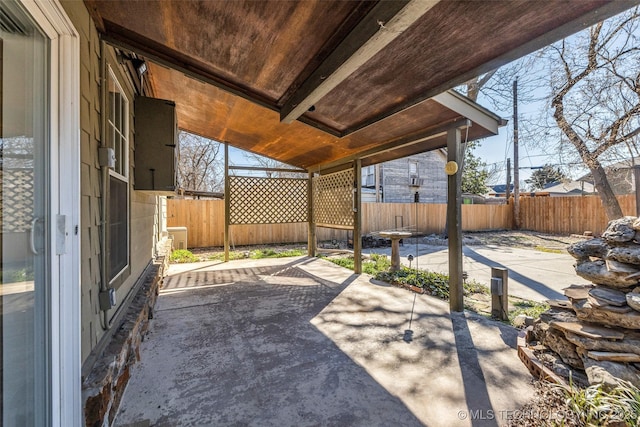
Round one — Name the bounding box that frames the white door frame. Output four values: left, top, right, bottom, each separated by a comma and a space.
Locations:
17, 1, 81, 425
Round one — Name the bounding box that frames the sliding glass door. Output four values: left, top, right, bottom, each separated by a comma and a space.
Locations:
0, 1, 50, 425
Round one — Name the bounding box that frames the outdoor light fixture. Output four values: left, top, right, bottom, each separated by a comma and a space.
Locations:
445, 161, 458, 175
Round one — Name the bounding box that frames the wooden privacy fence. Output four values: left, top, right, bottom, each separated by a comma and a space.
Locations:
167, 199, 513, 248
518, 194, 636, 235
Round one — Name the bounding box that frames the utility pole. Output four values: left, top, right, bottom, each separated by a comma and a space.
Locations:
375, 164, 381, 203
513, 78, 520, 229
506, 158, 511, 201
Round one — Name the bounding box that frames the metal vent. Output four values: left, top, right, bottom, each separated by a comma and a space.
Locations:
0, 7, 28, 35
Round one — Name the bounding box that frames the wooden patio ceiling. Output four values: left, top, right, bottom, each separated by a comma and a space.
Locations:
85, 0, 637, 170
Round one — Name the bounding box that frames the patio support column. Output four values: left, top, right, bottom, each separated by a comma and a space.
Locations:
354, 159, 362, 274
224, 142, 230, 262
307, 171, 316, 257
447, 127, 464, 312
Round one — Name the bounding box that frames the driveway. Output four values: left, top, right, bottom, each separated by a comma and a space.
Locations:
364, 243, 589, 302
115, 257, 534, 427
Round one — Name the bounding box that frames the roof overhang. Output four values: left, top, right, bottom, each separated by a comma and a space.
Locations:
85, 0, 638, 170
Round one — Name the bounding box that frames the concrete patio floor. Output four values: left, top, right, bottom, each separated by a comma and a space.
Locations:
115, 256, 535, 427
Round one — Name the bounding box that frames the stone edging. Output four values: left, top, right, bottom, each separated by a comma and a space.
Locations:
82, 254, 168, 427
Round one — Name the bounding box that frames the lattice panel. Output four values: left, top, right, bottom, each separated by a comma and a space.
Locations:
0, 168, 34, 232
229, 176, 308, 224
313, 169, 354, 228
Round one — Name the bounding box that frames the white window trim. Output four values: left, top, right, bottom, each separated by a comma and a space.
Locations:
409, 160, 419, 177
107, 66, 129, 181
107, 65, 130, 284
18, 1, 81, 426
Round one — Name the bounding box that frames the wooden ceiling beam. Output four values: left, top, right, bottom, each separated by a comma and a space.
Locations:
280, 0, 441, 124
228, 165, 307, 174
311, 118, 471, 173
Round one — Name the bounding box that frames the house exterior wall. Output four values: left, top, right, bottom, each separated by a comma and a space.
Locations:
379, 151, 447, 203
61, 0, 104, 364
61, 0, 160, 367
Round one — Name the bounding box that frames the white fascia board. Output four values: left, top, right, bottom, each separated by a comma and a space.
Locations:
432, 91, 503, 135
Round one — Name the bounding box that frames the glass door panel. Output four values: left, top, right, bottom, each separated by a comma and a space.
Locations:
0, 1, 50, 425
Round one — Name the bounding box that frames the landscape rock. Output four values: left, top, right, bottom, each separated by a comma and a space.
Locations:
575, 260, 640, 288
588, 286, 628, 306
602, 217, 637, 243
536, 351, 590, 387
626, 292, 640, 312
513, 314, 535, 328
567, 238, 609, 261
606, 259, 640, 274
532, 321, 550, 344
563, 284, 594, 300
573, 299, 640, 330
522, 216, 640, 387
564, 330, 640, 356
607, 245, 640, 266
539, 308, 579, 325
582, 357, 640, 389
586, 296, 632, 313
543, 329, 584, 369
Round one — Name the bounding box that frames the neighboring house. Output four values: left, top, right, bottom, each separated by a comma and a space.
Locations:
487, 184, 514, 197
362, 150, 447, 203
579, 157, 640, 195
542, 180, 595, 196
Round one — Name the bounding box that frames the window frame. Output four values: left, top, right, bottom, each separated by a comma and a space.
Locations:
362, 165, 375, 188
409, 160, 418, 177
106, 65, 130, 286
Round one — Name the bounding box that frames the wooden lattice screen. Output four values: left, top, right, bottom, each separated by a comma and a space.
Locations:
0, 168, 34, 232
313, 168, 354, 229
229, 176, 308, 224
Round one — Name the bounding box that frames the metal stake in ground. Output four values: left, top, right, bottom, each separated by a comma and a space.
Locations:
403, 292, 417, 343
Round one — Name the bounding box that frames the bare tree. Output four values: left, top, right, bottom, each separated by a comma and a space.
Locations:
177, 132, 223, 192
458, 58, 541, 193
462, 54, 541, 108
241, 152, 299, 178
545, 7, 640, 220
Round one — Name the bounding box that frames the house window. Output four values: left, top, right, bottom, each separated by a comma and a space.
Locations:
409, 160, 418, 177
107, 67, 129, 282
363, 165, 375, 187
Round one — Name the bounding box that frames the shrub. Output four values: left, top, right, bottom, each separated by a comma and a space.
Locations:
376, 268, 489, 300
